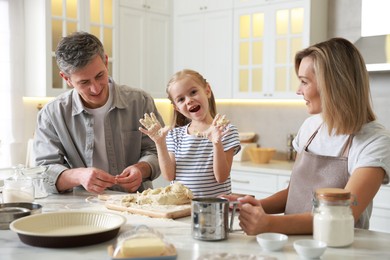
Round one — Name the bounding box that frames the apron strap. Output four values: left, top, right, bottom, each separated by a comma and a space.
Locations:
304, 123, 354, 158
303, 124, 322, 151
341, 134, 354, 157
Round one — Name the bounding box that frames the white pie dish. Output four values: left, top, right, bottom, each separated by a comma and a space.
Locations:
10, 211, 126, 247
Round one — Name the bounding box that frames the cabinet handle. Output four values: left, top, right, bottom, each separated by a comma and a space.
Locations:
231, 179, 250, 184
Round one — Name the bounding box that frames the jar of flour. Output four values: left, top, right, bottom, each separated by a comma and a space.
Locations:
313, 188, 354, 247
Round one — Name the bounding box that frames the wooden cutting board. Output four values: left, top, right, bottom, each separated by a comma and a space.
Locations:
102, 195, 191, 219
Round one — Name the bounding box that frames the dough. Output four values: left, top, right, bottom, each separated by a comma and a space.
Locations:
216, 114, 229, 127
139, 112, 159, 130
121, 182, 193, 206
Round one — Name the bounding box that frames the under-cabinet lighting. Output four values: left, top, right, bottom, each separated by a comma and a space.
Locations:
154, 98, 305, 106
23, 97, 55, 110
215, 99, 305, 105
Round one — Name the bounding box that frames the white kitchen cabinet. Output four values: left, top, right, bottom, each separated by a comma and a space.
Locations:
120, 0, 171, 15
118, 0, 172, 98
231, 162, 390, 233
230, 161, 292, 199
24, 0, 115, 97
370, 185, 390, 233
233, 0, 287, 8
175, 0, 232, 15
173, 0, 233, 99
232, 0, 328, 99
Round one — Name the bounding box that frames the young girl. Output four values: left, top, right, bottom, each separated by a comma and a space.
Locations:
139, 69, 241, 197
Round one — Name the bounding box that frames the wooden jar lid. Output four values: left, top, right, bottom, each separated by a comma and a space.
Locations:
315, 188, 351, 201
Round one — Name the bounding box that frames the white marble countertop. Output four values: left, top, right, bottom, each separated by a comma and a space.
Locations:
1, 189, 390, 260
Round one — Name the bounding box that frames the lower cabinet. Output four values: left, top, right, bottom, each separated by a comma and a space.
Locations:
370, 185, 390, 233
230, 169, 290, 199
231, 166, 390, 233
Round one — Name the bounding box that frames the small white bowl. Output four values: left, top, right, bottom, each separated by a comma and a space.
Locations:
256, 232, 288, 251
293, 239, 327, 259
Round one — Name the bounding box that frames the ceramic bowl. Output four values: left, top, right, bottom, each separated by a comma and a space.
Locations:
248, 148, 276, 164
256, 232, 288, 251
293, 239, 327, 259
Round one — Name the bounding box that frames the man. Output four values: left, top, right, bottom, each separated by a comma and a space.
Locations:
34, 31, 162, 194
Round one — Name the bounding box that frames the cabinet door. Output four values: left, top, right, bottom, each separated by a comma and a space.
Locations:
146, 0, 172, 15
233, 7, 269, 98
119, 7, 171, 98
370, 186, 390, 233
271, 2, 304, 97
175, 0, 232, 15
120, 0, 171, 14
233, 0, 327, 99
234, 4, 301, 99
174, 14, 204, 74
233, 0, 287, 8
119, 0, 144, 9
174, 11, 233, 99
230, 170, 278, 199
118, 8, 144, 90
144, 13, 172, 97
203, 11, 233, 99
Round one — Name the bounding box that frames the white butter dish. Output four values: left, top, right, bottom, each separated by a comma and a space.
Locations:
108, 225, 177, 260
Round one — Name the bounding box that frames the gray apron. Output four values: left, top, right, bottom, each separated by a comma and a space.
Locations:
284, 126, 367, 228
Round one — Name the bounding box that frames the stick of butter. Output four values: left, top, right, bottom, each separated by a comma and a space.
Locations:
120, 237, 166, 257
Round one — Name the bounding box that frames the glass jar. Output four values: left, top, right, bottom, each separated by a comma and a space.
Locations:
22, 166, 48, 199
2, 166, 34, 203
313, 188, 354, 247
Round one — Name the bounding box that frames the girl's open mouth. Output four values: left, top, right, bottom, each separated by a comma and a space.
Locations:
189, 105, 200, 113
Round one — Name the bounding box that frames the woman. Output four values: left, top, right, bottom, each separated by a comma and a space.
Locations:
225, 37, 390, 235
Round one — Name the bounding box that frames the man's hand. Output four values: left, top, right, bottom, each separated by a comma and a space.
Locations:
115, 165, 144, 192
58, 167, 116, 194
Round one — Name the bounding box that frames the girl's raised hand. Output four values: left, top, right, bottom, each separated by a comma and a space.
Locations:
205, 114, 230, 144
139, 112, 170, 142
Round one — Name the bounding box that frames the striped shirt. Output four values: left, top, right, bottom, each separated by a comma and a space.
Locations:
166, 123, 241, 198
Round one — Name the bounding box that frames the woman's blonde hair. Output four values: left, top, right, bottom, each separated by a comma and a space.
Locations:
295, 37, 376, 135
166, 69, 217, 127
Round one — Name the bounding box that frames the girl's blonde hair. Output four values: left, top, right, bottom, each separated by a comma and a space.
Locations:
295, 37, 376, 135
166, 69, 217, 127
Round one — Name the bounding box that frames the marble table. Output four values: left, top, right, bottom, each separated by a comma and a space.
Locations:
1, 189, 390, 260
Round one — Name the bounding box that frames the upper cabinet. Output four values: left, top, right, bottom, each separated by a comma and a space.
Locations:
175, 0, 232, 15
118, 0, 172, 98
233, 0, 328, 99
173, 0, 234, 99
24, 0, 115, 97
119, 0, 171, 14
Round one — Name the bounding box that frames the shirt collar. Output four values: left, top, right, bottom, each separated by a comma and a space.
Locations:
71, 77, 126, 116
